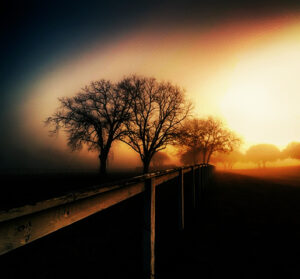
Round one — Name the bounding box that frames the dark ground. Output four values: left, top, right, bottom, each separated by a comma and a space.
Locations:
0, 171, 140, 210
1, 169, 300, 278
156, 170, 300, 278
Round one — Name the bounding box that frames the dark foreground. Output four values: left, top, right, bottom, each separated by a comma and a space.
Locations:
2, 170, 300, 278
0, 171, 140, 210
157, 171, 300, 278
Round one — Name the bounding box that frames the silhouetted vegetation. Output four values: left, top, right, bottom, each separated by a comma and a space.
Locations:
151, 152, 171, 170
46, 75, 191, 174
118, 75, 191, 173
210, 141, 300, 169
282, 142, 300, 160
45, 80, 132, 175
45, 75, 300, 173
211, 150, 245, 169
245, 144, 281, 168
176, 117, 241, 164
179, 147, 200, 165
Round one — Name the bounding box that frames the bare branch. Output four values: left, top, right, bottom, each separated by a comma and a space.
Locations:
118, 75, 191, 173
45, 78, 132, 174
175, 116, 241, 164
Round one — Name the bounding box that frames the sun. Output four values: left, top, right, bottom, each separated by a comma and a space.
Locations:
219, 34, 300, 149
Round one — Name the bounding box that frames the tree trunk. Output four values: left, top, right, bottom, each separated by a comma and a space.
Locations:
206, 151, 212, 164
202, 150, 207, 164
143, 157, 151, 174
99, 152, 108, 176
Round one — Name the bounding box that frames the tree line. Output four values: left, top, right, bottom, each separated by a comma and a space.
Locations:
45, 75, 240, 175
205, 142, 300, 169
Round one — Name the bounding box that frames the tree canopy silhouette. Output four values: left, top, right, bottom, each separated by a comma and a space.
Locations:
176, 116, 241, 164
178, 147, 201, 165
45, 79, 131, 175
282, 142, 300, 160
245, 144, 281, 168
119, 75, 191, 173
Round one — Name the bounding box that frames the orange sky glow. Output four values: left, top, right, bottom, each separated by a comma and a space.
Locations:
19, 13, 300, 168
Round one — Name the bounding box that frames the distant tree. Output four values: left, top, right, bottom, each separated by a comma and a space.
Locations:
45, 79, 131, 175
245, 144, 281, 168
118, 75, 191, 173
151, 152, 170, 169
176, 119, 203, 165
176, 117, 241, 164
211, 150, 244, 169
178, 146, 201, 165
282, 142, 300, 160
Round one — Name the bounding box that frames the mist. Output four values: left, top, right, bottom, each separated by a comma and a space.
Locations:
2, 1, 300, 172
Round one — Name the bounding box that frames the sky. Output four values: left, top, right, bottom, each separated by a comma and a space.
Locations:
1, 0, 300, 171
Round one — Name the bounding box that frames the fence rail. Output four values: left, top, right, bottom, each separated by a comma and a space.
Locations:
0, 163, 215, 278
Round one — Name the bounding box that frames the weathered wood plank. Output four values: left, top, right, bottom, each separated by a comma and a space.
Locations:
0, 164, 213, 257
183, 167, 192, 174
0, 166, 193, 223
200, 166, 204, 197
0, 181, 141, 223
154, 171, 179, 186
0, 181, 145, 255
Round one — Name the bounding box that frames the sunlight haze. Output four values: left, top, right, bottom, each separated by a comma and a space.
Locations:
12, 13, 300, 167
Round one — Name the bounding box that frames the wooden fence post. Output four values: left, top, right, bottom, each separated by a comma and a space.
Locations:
204, 165, 208, 192
178, 168, 184, 231
203, 165, 207, 194
143, 178, 156, 279
196, 165, 200, 206
200, 165, 204, 198
191, 166, 196, 209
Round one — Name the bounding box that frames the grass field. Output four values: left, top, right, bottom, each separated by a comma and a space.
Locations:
229, 165, 300, 186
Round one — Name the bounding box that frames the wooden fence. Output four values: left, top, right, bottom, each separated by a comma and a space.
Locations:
0, 164, 215, 278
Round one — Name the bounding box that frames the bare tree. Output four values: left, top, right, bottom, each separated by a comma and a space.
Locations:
45, 79, 131, 175
176, 117, 241, 164
177, 146, 201, 165
176, 118, 204, 165
118, 75, 191, 173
